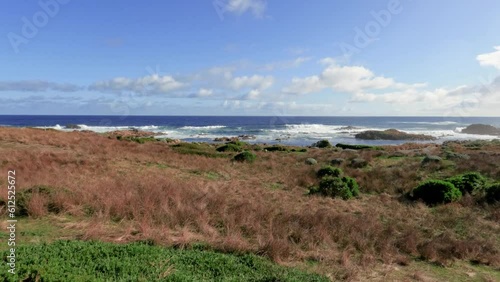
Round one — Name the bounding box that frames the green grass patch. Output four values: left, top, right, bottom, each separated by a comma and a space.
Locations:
0, 240, 328, 281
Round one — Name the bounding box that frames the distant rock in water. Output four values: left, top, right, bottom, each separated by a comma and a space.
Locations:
355, 129, 436, 141
461, 124, 500, 136
65, 124, 81, 129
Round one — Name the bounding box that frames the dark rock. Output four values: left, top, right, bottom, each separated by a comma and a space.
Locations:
311, 139, 332, 148
330, 158, 345, 166
65, 124, 81, 129
214, 137, 239, 142
339, 126, 358, 130
461, 124, 500, 136
350, 158, 368, 168
305, 158, 317, 165
355, 129, 436, 141
238, 135, 256, 140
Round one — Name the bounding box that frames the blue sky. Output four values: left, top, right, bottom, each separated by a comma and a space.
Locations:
1, 0, 499, 116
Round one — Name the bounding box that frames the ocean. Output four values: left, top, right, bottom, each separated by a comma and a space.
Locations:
1, 115, 499, 146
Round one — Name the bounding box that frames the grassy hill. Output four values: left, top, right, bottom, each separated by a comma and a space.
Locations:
0, 128, 499, 281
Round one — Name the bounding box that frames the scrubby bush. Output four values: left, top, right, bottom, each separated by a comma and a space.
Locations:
342, 176, 360, 197
264, 145, 289, 152
446, 172, 486, 195
485, 183, 500, 203
316, 166, 342, 178
336, 143, 381, 150
233, 151, 256, 163
217, 144, 242, 152
317, 177, 353, 199
311, 176, 360, 200
411, 180, 462, 206
228, 140, 247, 147
312, 139, 332, 148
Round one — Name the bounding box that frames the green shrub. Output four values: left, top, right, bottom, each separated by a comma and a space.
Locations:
342, 176, 360, 197
217, 144, 242, 152
233, 151, 257, 163
446, 172, 486, 195
312, 140, 332, 148
228, 140, 247, 147
412, 180, 462, 206
485, 183, 500, 203
312, 176, 359, 200
336, 143, 381, 150
264, 145, 289, 152
316, 166, 342, 178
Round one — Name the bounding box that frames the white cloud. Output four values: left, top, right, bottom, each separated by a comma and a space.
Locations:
89, 74, 184, 95
197, 88, 214, 97
224, 0, 267, 18
283, 60, 423, 95
477, 46, 500, 70
231, 75, 274, 90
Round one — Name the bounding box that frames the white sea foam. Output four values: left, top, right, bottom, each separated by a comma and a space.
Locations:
179, 125, 227, 130
388, 121, 459, 125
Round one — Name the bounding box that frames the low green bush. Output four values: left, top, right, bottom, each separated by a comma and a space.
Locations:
233, 151, 257, 163
411, 180, 462, 206
446, 172, 486, 195
336, 143, 381, 150
311, 176, 359, 200
216, 144, 242, 152
316, 166, 342, 178
342, 176, 360, 197
485, 183, 500, 203
264, 145, 289, 152
312, 140, 332, 148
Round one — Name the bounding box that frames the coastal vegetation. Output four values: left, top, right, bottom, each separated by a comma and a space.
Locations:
0, 127, 499, 281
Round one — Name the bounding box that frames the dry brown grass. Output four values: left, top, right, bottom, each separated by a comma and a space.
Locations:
0, 127, 499, 280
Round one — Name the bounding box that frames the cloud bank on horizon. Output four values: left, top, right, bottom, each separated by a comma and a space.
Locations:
0, 0, 499, 116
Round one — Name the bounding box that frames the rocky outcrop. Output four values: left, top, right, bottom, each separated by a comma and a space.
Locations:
461, 124, 500, 136
65, 124, 81, 129
355, 129, 436, 141
106, 130, 156, 139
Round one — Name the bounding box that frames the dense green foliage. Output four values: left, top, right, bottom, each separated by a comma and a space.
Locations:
486, 183, 500, 203
216, 143, 242, 152
342, 176, 360, 197
233, 151, 257, 163
412, 180, 462, 206
446, 172, 486, 195
310, 176, 359, 200
264, 145, 289, 152
335, 143, 380, 150
316, 166, 342, 178
312, 139, 332, 148
0, 240, 327, 281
